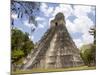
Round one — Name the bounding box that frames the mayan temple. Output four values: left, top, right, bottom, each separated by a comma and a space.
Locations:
22, 12, 84, 69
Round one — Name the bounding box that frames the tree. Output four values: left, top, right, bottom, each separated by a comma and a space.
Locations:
11, 28, 34, 64
80, 44, 96, 66
90, 44, 96, 65
89, 26, 96, 64
11, 0, 40, 32
89, 26, 96, 44
12, 49, 24, 63
11, 28, 25, 51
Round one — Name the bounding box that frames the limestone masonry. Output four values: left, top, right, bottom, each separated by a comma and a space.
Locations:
22, 12, 84, 69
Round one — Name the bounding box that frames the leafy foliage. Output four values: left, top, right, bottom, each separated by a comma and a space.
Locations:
11, 0, 40, 32
80, 26, 96, 66
89, 26, 96, 44
11, 28, 34, 64
80, 44, 96, 66
12, 49, 24, 60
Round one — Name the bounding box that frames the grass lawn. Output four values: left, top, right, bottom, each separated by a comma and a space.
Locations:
12, 66, 96, 74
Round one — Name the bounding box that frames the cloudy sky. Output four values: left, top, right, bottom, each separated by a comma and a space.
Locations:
12, 2, 96, 48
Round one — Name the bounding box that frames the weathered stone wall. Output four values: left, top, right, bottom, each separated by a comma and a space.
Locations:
22, 12, 84, 69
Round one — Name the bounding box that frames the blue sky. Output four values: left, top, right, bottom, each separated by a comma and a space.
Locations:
11, 2, 96, 48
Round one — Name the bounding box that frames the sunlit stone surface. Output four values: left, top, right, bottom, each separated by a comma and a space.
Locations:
22, 12, 84, 69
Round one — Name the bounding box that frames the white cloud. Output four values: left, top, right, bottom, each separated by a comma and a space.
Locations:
11, 13, 18, 19
23, 20, 36, 28
29, 35, 34, 41
82, 32, 94, 44
48, 17, 55, 26
73, 5, 92, 18
46, 7, 54, 17
52, 4, 73, 18
66, 16, 94, 33
73, 33, 94, 48
66, 19, 76, 33
36, 21, 48, 29
66, 17, 94, 48
91, 7, 96, 15
36, 17, 45, 21
37, 24, 45, 28
73, 39, 83, 48
73, 16, 94, 33
40, 3, 95, 48
40, 3, 54, 17
40, 3, 48, 10
64, 5, 94, 48
48, 4, 73, 27
24, 18, 47, 30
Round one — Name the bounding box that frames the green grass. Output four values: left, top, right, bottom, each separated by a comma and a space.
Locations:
12, 66, 96, 75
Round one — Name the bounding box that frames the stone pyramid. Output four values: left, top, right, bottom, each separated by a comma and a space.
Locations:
22, 12, 84, 69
